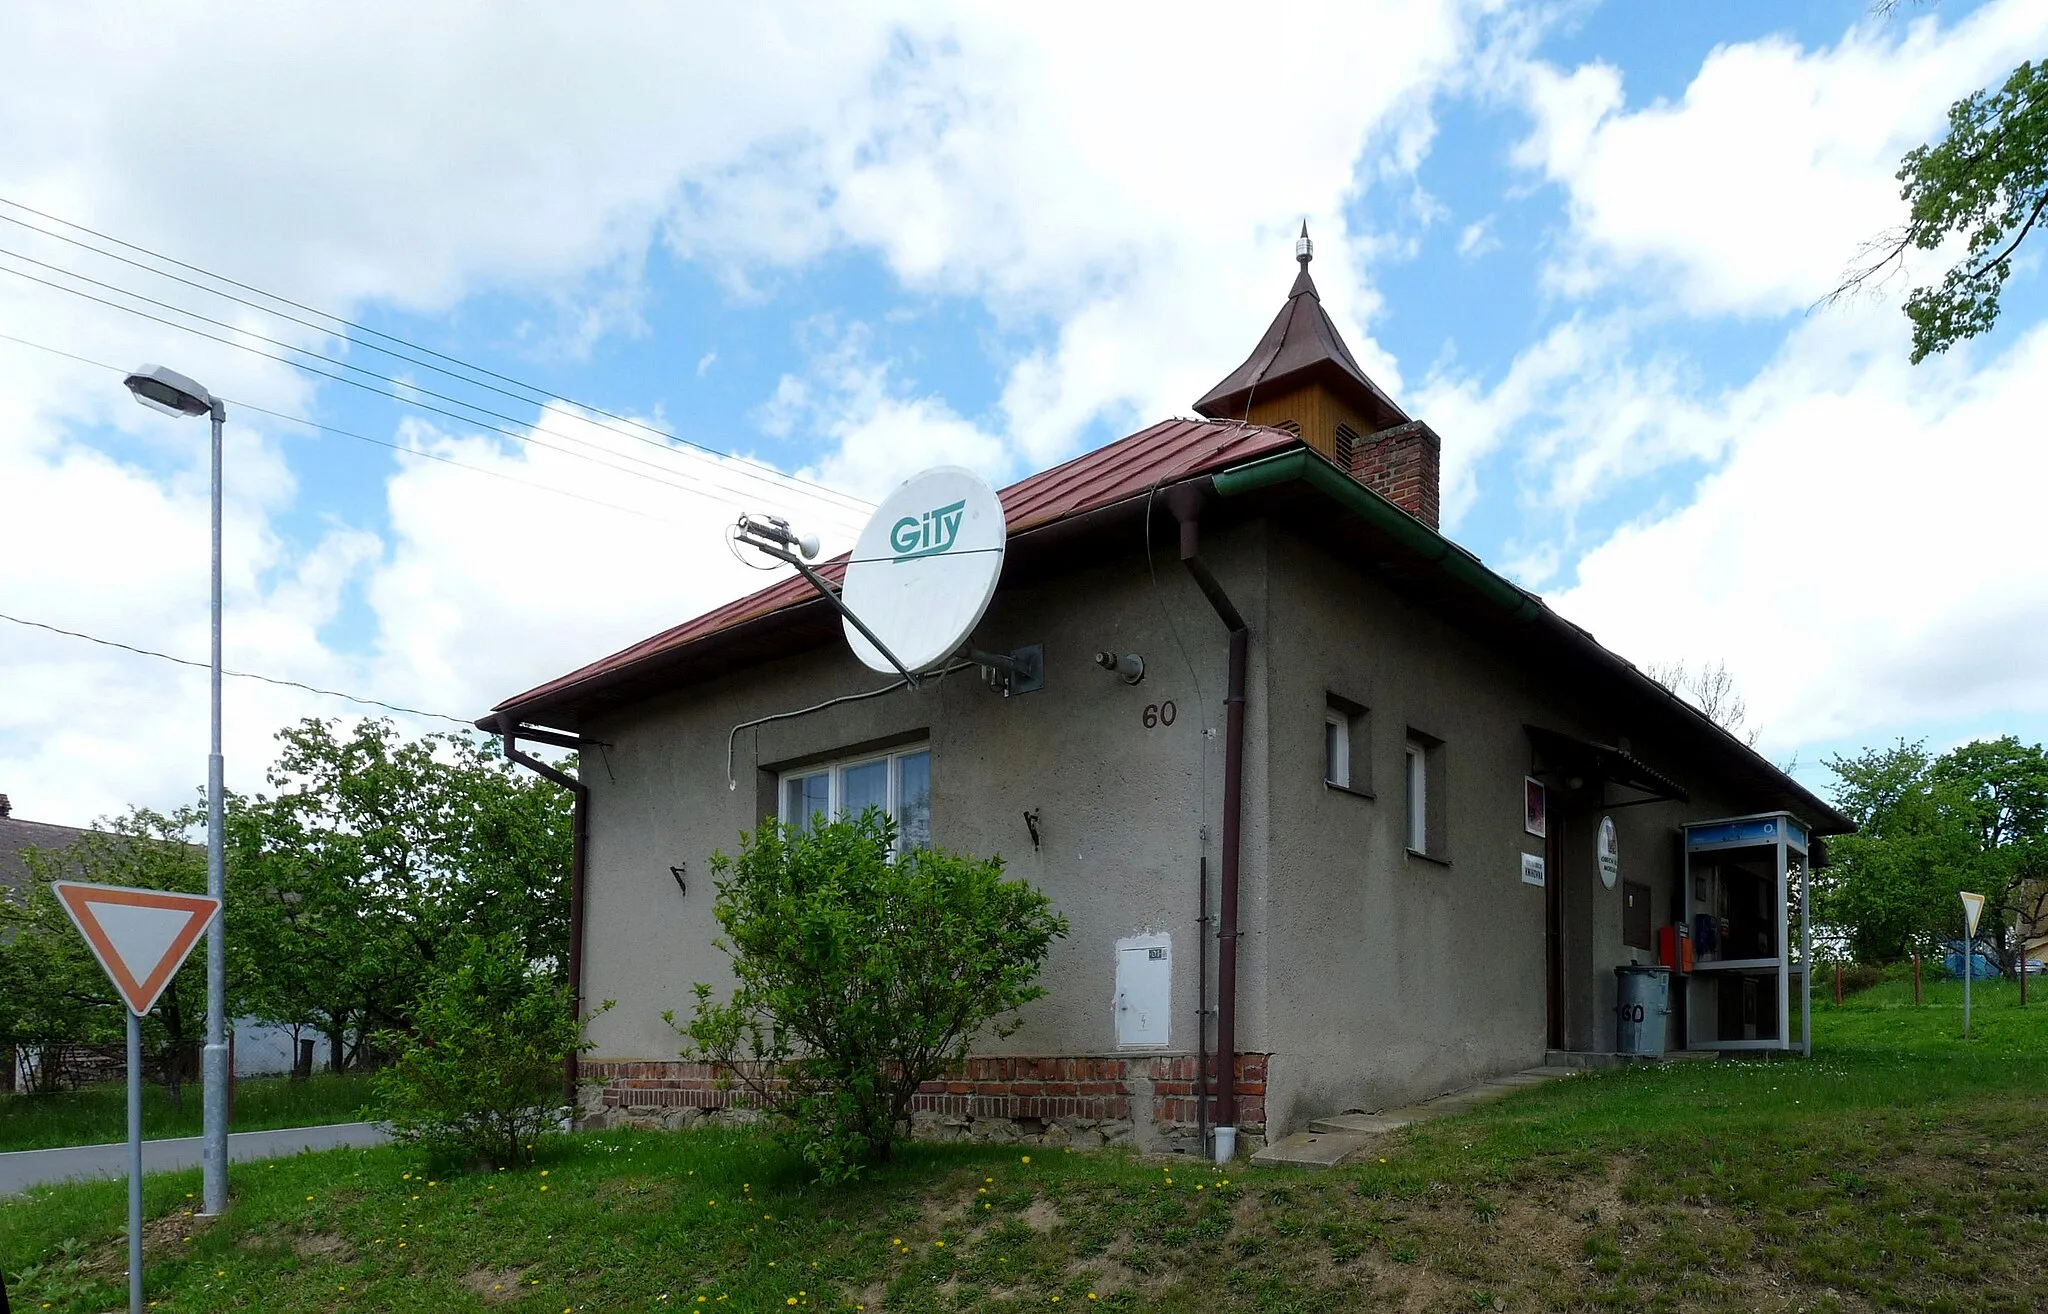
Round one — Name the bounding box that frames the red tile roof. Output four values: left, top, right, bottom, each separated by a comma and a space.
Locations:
491, 418, 1299, 716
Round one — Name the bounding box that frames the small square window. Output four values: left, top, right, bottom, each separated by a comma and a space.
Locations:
1325, 694, 1369, 794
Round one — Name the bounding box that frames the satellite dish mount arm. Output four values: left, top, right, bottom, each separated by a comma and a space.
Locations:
736, 518, 922, 689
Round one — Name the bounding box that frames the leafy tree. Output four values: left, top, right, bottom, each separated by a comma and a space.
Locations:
0, 808, 217, 1101
676, 812, 1067, 1182
373, 933, 601, 1169
1818, 736, 2048, 963
1834, 55, 2046, 361
227, 718, 573, 1068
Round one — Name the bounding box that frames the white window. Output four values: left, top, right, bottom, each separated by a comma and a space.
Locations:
1324, 693, 1369, 792
1405, 740, 1427, 853
779, 747, 932, 850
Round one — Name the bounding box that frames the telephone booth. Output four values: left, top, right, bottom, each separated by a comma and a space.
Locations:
1679, 812, 1811, 1054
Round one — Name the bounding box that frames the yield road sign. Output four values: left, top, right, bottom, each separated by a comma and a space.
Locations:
1961, 891, 1986, 938
51, 881, 220, 1017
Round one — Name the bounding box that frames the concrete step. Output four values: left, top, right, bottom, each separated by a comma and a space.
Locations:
1250, 1129, 1372, 1169
1307, 1111, 1417, 1136
1271, 1065, 1580, 1170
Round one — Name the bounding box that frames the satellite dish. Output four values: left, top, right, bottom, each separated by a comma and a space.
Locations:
841, 466, 1006, 674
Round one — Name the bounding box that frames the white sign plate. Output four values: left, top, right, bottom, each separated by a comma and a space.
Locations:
1597, 816, 1620, 889
52, 881, 220, 1016
840, 466, 1006, 674
1961, 890, 1985, 937
1520, 853, 1546, 887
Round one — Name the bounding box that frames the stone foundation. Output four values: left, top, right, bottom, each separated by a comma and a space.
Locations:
578, 1053, 1268, 1155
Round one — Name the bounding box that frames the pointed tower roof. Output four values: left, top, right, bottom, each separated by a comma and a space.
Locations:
1194, 224, 1408, 430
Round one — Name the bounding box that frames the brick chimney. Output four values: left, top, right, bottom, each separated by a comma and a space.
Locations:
1347, 420, 1441, 530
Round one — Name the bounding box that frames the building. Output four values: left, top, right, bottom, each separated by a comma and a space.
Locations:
1, 794, 98, 1090
483, 234, 1851, 1155
0, 793, 303, 1087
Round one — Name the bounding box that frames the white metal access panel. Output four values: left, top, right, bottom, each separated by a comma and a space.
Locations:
1114, 934, 1171, 1047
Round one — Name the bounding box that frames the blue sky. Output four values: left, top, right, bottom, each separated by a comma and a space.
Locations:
3, 0, 2045, 825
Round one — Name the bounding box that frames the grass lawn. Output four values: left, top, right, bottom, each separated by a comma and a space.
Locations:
3, 989, 2045, 1312
0, 1073, 373, 1153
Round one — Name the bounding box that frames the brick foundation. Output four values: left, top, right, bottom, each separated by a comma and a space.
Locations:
581, 1053, 1268, 1152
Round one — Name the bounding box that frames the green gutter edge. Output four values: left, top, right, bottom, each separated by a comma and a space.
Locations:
1212, 449, 1542, 621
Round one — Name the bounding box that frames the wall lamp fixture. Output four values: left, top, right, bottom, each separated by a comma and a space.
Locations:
1093, 650, 1145, 684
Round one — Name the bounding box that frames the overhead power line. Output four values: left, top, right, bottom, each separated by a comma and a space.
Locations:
0, 611, 475, 726
0, 194, 874, 517
0, 259, 865, 528
0, 330, 704, 528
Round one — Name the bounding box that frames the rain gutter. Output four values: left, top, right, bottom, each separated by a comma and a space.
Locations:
1162, 485, 1246, 1164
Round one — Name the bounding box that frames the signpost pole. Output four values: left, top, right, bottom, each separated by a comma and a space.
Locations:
47, 879, 222, 1314
1961, 892, 1985, 1041
127, 1009, 143, 1314
1964, 943, 1972, 1039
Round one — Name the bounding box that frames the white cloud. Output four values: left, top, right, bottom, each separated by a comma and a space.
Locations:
1456, 216, 1501, 259
1418, 312, 1727, 526
363, 408, 867, 721
1550, 305, 2048, 753
1511, 0, 2048, 315
0, 1, 1506, 822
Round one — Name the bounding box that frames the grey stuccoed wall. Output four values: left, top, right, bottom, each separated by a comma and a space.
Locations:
572, 513, 1785, 1138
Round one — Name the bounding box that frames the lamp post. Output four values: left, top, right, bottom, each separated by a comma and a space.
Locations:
123, 364, 229, 1216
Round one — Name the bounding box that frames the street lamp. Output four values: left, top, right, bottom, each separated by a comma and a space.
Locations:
122, 364, 229, 1218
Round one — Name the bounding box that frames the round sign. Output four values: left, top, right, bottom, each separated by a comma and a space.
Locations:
840, 466, 1007, 674
1597, 816, 1620, 889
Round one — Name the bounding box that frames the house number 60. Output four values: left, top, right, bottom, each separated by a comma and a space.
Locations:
1142, 700, 1177, 728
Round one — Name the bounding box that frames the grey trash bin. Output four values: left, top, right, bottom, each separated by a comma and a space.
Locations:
1614, 964, 1672, 1056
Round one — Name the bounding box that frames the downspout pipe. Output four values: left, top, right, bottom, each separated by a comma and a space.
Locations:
1164, 484, 1247, 1162
492, 717, 589, 1109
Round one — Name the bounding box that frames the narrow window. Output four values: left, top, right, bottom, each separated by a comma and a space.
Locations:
1404, 730, 1446, 858
1324, 694, 1369, 793
1404, 742, 1427, 852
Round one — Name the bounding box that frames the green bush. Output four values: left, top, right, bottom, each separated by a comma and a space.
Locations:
674, 811, 1067, 1182
1838, 962, 1887, 997
373, 934, 601, 1169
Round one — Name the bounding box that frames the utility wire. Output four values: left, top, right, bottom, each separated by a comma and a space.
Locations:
0, 259, 864, 527
0, 611, 475, 726
0, 244, 865, 523
0, 195, 874, 516
0, 330, 697, 529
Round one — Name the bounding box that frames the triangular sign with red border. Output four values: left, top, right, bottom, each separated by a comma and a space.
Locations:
52, 881, 220, 1017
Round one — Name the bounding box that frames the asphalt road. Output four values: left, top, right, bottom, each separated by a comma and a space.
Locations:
0, 1122, 390, 1196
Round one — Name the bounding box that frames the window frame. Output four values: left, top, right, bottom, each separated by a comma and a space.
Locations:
1404, 730, 1448, 862
1324, 709, 1351, 789
1324, 693, 1372, 797
777, 744, 933, 850
1404, 742, 1427, 851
